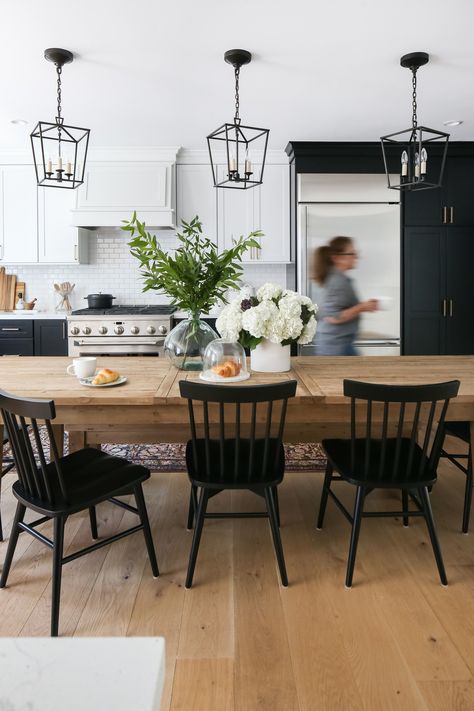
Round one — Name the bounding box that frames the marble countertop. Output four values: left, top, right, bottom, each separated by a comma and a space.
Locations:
0, 310, 67, 320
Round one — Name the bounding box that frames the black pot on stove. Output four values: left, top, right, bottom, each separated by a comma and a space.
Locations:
84, 293, 116, 309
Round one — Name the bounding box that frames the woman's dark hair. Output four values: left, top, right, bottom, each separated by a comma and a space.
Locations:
312, 236, 353, 285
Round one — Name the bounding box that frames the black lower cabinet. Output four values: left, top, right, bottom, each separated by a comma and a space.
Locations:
0, 319, 68, 356
34, 320, 68, 356
0, 320, 34, 356
404, 226, 474, 355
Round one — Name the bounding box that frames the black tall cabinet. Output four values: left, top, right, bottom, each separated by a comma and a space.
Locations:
285, 141, 474, 356
403, 146, 474, 354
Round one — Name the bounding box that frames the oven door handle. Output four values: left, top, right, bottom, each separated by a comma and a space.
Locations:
73, 338, 166, 346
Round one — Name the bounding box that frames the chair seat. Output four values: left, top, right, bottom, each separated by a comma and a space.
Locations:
13, 447, 150, 514
185, 438, 284, 488
444, 421, 470, 443
323, 437, 437, 488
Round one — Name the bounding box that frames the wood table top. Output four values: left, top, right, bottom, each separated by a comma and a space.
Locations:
0, 356, 472, 407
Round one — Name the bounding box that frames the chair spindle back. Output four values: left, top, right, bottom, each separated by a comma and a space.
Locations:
344, 379, 460, 480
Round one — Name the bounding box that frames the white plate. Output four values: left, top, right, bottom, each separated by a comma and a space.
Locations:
79, 375, 128, 388
199, 370, 250, 383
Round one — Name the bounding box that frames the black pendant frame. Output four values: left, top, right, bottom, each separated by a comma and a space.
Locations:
380, 51, 449, 192
30, 48, 90, 190
207, 49, 270, 190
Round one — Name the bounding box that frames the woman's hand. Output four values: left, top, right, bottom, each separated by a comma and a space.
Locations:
324, 299, 379, 324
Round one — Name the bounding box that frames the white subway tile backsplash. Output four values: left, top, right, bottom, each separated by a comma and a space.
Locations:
7, 228, 291, 313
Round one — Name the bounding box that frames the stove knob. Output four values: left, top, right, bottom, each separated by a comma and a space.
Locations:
114, 325, 124, 335
98, 326, 108, 335
70, 326, 80, 335
130, 326, 140, 335
147, 325, 156, 335
158, 325, 167, 335
82, 326, 91, 335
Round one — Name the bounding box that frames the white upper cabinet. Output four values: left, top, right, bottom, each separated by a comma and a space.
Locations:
38, 187, 89, 264
71, 161, 176, 227
253, 164, 290, 263
0, 166, 38, 263
216, 163, 291, 263
176, 164, 217, 239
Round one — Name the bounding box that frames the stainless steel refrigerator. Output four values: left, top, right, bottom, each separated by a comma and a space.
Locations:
297, 174, 401, 355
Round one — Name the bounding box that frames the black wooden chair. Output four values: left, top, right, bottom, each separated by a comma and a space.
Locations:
179, 379, 297, 589
439, 421, 472, 533
0, 389, 159, 636
0, 427, 16, 541
316, 379, 460, 588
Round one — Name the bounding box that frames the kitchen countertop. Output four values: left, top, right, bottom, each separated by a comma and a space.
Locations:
0, 310, 67, 320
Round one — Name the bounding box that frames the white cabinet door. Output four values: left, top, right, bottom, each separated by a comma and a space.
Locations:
0, 166, 38, 263
253, 164, 290, 263
38, 187, 88, 263
217, 164, 291, 263
217, 166, 255, 260
176, 165, 217, 239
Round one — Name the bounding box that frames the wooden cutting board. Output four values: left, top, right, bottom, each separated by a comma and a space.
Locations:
0, 267, 7, 310
6, 274, 17, 310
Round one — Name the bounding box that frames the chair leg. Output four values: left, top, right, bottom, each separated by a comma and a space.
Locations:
402, 490, 409, 527
345, 486, 365, 588
271, 486, 281, 527
0, 481, 3, 543
265, 488, 288, 587
187, 484, 198, 531
462, 449, 473, 534
317, 461, 333, 530
185, 488, 209, 589
419, 487, 448, 586
134, 484, 159, 578
51, 516, 65, 637
89, 506, 98, 539
0, 502, 26, 588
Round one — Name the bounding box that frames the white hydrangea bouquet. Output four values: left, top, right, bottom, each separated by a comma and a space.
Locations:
216, 282, 318, 351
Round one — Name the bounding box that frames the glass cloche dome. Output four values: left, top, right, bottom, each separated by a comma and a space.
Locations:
200, 339, 250, 382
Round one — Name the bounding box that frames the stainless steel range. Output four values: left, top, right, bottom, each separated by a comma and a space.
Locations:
67, 305, 176, 356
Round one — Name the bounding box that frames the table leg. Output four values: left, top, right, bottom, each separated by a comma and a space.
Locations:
68, 431, 87, 453
51, 424, 64, 458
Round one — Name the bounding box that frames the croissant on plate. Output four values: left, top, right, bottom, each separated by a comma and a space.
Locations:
92, 368, 120, 385
211, 359, 241, 378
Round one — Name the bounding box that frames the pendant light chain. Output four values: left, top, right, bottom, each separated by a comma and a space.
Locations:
411, 68, 418, 129
56, 64, 63, 155
234, 66, 241, 124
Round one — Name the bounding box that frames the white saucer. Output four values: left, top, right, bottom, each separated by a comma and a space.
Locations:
199, 370, 250, 383
79, 375, 128, 388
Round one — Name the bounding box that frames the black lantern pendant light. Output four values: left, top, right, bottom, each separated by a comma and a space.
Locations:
207, 49, 269, 189
30, 48, 90, 189
381, 52, 449, 191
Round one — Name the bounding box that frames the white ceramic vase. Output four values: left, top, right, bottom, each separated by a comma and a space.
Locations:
250, 339, 291, 373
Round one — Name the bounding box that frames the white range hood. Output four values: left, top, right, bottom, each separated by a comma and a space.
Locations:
70, 147, 180, 228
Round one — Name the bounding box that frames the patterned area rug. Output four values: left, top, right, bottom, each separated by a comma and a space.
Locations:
100, 442, 327, 472
4, 434, 327, 473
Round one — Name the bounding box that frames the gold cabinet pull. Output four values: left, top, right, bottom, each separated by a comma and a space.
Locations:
450, 206, 454, 224
442, 207, 447, 224
449, 299, 453, 317
442, 298, 447, 317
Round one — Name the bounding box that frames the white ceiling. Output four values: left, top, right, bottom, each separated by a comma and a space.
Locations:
1, 0, 473, 152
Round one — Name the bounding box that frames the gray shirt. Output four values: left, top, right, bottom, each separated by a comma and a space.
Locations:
315, 269, 360, 350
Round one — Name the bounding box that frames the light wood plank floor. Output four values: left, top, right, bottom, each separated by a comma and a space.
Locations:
1, 442, 474, 710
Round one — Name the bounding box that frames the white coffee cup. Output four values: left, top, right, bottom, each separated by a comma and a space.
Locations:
66, 357, 97, 379
371, 296, 393, 311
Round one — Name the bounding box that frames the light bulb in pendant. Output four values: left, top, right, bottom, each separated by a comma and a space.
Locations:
414, 152, 420, 179
244, 148, 252, 175
401, 150, 408, 178
420, 148, 427, 175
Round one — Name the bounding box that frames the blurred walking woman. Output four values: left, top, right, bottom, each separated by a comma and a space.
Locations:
312, 236, 377, 355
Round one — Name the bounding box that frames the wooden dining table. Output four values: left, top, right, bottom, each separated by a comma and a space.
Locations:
0, 356, 473, 459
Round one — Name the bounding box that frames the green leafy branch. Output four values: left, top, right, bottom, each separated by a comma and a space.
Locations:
122, 213, 263, 316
